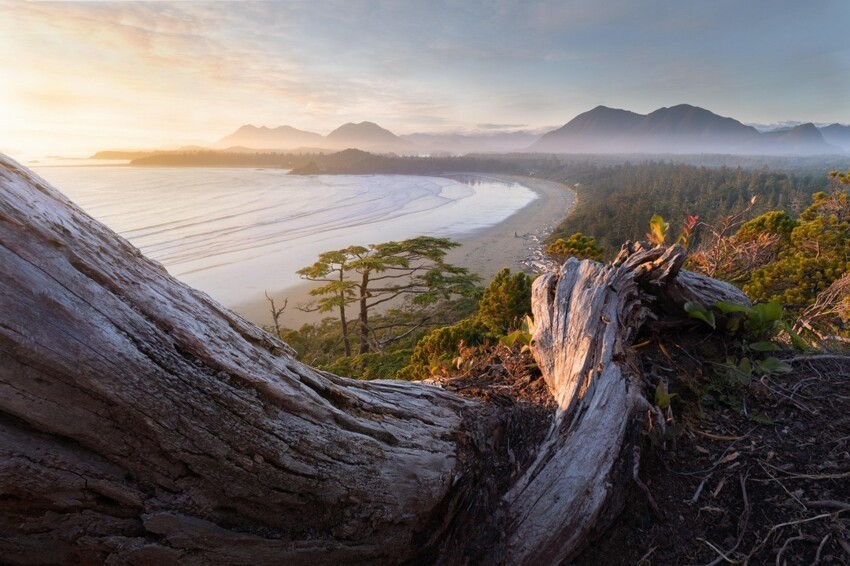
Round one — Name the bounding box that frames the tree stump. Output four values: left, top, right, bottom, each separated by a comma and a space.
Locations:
0, 155, 748, 564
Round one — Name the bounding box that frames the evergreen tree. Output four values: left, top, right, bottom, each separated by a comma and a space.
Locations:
546, 233, 605, 263
298, 236, 479, 355
744, 188, 849, 307
476, 268, 534, 334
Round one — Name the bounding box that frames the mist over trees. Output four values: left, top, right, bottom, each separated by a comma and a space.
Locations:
547, 162, 830, 253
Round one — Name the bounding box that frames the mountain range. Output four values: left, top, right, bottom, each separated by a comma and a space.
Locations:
819, 123, 850, 152
213, 125, 323, 150
530, 104, 845, 155
126, 105, 850, 158
215, 121, 417, 154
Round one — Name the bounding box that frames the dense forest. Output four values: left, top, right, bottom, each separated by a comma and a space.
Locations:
129, 147, 846, 176
130, 148, 526, 175
546, 162, 831, 253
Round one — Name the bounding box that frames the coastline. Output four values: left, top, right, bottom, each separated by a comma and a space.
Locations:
232, 174, 576, 329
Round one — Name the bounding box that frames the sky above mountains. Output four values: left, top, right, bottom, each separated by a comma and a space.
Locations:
2, 0, 848, 158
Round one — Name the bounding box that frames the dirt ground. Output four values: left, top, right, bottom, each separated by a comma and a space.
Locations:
579, 343, 850, 565
438, 339, 850, 564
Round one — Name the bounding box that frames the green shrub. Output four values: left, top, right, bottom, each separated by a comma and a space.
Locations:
546, 233, 605, 263
476, 268, 533, 334
743, 190, 849, 307
398, 319, 491, 380
320, 349, 413, 380
734, 210, 797, 243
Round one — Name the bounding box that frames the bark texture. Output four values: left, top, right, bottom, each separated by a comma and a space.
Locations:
503, 242, 749, 563
0, 156, 479, 565
0, 154, 749, 564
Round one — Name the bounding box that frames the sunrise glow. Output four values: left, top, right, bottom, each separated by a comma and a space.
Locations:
2, 0, 848, 159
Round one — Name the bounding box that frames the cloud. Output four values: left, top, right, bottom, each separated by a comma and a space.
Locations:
2, 0, 849, 157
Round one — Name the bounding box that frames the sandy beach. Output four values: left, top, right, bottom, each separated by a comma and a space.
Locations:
234, 175, 576, 329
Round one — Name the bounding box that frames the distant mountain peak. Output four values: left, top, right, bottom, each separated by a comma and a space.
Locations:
530, 104, 841, 155
777, 123, 827, 143
819, 123, 850, 152
792, 122, 819, 132
329, 121, 395, 135
660, 103, 699, 111
758, 122, 840, 155
587, 104, 638, 114
215, 124, 323, 150
324, 122, 414, 153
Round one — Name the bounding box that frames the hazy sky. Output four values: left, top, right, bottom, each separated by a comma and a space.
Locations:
2, 0, 848, 158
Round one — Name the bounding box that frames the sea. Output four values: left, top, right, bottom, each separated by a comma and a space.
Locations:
32, 164, 537, 318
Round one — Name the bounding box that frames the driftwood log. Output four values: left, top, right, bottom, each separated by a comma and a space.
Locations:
0, 155, 748, 564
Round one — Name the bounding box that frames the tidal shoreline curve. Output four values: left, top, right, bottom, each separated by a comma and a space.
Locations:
234, 174, 576, 328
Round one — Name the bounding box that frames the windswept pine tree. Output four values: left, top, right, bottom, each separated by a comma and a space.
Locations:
298, 237, 480, 355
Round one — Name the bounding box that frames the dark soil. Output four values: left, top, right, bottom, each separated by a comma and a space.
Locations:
576, 341, 850, 565
427, 337, 850, 564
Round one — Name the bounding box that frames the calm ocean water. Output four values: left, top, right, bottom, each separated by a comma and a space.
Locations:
34, 166, 537, 311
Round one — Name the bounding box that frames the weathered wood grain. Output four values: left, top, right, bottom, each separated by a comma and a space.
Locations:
0, 154, 748, 564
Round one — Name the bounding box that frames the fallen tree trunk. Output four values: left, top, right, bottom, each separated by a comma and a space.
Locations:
0, 155, 749, 564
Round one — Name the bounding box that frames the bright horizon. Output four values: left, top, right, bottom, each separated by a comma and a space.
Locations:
2, 0, 849, 160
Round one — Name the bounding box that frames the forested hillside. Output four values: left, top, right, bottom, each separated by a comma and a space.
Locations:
547, 162, 831, 253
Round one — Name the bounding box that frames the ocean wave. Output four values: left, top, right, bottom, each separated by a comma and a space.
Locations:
34, 167, 536, 307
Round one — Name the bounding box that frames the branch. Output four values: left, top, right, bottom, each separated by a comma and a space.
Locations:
365, 288, 430, 309
368, 270, 426, 281
378, 316, 434, 347
264, 291, 287, 336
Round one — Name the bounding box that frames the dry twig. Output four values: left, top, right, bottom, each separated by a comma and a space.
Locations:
704, 473, 750, 566
804, 500, 850, 512
633, 445, 663, 519
784, 353, 850, 365
744, 513, 835, 562
758, 460, 807, 511
761, 460, 850, 480
694, 429, 750, 442
775, 533, 819, 566
813, 532, 832, 565
690, 472, 713, 505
